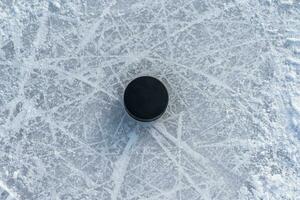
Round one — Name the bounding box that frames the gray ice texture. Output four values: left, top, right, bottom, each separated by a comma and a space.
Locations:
0, 0, 300, 199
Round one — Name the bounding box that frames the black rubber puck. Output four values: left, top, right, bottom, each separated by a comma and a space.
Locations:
124, 76, 168, 122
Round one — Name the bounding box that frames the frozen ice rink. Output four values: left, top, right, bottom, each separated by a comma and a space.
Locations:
0, 0, 299, 199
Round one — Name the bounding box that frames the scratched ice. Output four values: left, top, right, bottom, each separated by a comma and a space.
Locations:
0, 0, 299, 199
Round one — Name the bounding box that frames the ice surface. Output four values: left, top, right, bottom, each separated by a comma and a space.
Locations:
0, 0, 300, 199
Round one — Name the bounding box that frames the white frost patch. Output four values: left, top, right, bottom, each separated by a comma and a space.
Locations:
251, 173, 298, 200
51, 0, 61, 9
110, 129, 138, 200
280, 0, 295, 5
291, 96, 300, 113
0, 180, 20, 200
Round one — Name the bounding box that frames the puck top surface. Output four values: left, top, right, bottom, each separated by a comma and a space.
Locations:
124, 76, 168, 122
